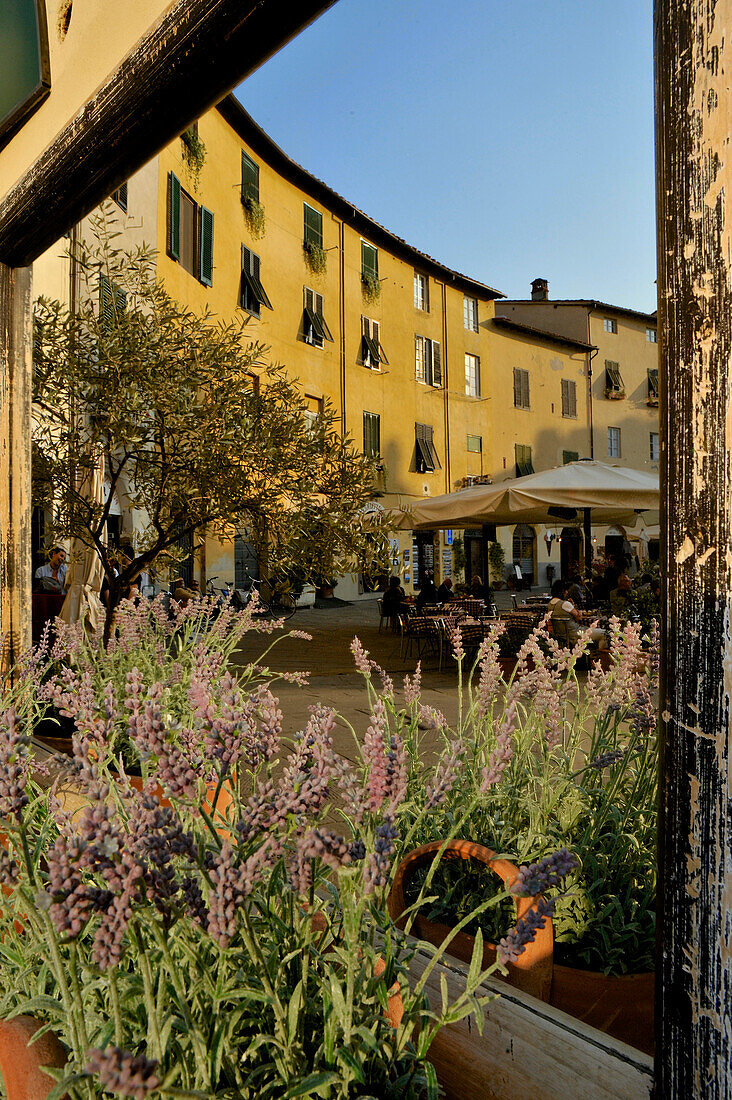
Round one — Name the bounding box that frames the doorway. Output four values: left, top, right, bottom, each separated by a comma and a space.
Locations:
512, 524, 536, 586
560, 527, 582, 579
413, 532, 435, 588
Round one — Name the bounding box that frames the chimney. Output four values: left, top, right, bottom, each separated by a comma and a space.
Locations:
531, 277, 548, 301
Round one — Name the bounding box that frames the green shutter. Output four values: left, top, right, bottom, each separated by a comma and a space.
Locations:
168, 173, 181, 261
361, 241, 378, 280
199, 206, 214, 286
304, 204, 323, 247
432, 341, 442, 387
241, 151, 259, 203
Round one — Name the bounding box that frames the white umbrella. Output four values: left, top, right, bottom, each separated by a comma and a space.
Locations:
393, 460, 659, 531
59, 456, 106, 633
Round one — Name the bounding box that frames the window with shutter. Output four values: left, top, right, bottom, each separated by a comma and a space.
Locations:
303, 287, 333, 347
605, 361, 624, 395
464, 296, 479, 332
514, 368, 530, 409
561, 378, 577, 418
361, 241, 378, 280
466, 434, 482, 453
647, 368, 659, 403
241, 151, 259, 203
363, 412, 381, 458
167, 173, 181, 261
603, 318, 618, 333
303, 204, 323, 248
240, 246, 272, 315
361, 317, 387, 369
650, 432, 660, 461
515, 444, 534, 477
431, 341, 442, 387
112, 182, 128, 212
199, 206, 214, 287
608, 427, 621, 458
415, 423, 440, 472
415, 336, 441, 386
99, 275, 126, 326
415, 335, 425, 383
414, 272, 428, 311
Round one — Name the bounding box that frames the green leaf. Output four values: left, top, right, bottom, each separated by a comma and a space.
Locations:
283, 1070, 340, 1097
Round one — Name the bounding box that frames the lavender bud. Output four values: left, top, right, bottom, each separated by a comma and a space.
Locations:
510, 848, 579, 898
498, 897, 555, 964
86, 1047, 160, 1098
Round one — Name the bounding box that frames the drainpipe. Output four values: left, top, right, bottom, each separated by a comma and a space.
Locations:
338, 217, 346, 437
441, 280, 450, 494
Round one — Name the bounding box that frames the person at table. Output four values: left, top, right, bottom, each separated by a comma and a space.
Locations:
382, 576, 406, 626
416, 572, 439, 610
549, 579, 606, 648
469, 574, 490, 604
436, 576, 455, 603
34, 546, 67, 593
566, 570, 589, 609
609, 572, 633, 618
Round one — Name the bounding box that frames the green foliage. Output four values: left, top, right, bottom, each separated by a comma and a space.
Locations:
487, 542, 505, 583
303, 240, 327, 274
0, 604, 511, 1098
32, 211, 392, 641
242, 196, 266, 240
361, 273, 381, 302
451, 537, 466, 582
181, 126, 206, 184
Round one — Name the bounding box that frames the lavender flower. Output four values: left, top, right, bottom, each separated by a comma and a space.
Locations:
497, 897, 555, 964
589, 749, 625, 770
425, 738, 465, 810
510, 848, 579, 898
480, 703, 516, 792
0, 709, 29, 821
86, 1048, 160, 1098
361, 702, 408, 815
288, 828, 351, 893
363, 817, 398, 895
207, 837, 278, 947
403, 663, 422, 707
351, 636, 373, 675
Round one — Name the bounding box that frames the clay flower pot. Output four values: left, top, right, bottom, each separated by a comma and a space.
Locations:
388, 840, 553, 1002
129, 775, 234, 835
549, 964, 654, 1055
0, 1016, 67, 1100
310, 912, 404, 1028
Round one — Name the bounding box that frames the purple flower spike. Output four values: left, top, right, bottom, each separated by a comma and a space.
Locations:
497, 897, 555, 964
510, 848, 578, 898
589, 749, 625, 770
363, 816, 399, 895
0, 709, 29, 821
86, 1047, 160, 1098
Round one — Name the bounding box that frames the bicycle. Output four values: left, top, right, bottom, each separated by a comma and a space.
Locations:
236, 574, 298, 620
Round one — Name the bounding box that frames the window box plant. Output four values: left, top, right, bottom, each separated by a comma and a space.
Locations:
303, 239, 327, 274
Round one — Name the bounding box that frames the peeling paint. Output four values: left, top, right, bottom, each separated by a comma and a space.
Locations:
676, 535, 696, 563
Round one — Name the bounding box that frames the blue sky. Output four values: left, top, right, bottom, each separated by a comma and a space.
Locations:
236, 0, 656, 313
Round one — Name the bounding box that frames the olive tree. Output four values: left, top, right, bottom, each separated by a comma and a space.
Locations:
32, 217, 391, 642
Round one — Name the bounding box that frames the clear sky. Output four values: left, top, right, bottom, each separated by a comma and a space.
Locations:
235, 0, 656, 314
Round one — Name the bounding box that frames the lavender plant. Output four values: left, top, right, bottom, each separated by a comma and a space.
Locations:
395, 616, 659, 975
0, 605, 574, 1100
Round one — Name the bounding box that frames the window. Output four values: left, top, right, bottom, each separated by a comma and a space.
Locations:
414, 272, 429, 311
167, 172, 214, 285
608, 427, 621, 458
603, 317, 618, 333
99, 275, 126, 325
650, 432, 660, 461
361, 241, 378, 281
647, 367, 659, 404
363, 412, 380, 458
563, 450, 579, 465
302, 287, 333, 348
465, 353, 480, 397
605, 360, 625, 395
112, 182, 128, 212
513, 367, 530, 409
415, 423, 441, 473
464, 296, 478, 332
303, 394, 323, 434
241, 151, 259, 203
361, 317, 388, 369
467, 434, 482, 453
515, 444, 534, 477
415, 335, 442, 386
646, 327, 657, 343
240, 246, 273, 316
303, 203, 323, 248
561, 378, 577, 418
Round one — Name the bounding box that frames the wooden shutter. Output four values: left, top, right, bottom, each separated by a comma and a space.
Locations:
361, 241, 378, 279
199, 206, 214, 286
113, 182, 128, 212
241, 151, 259, 203
304, 287, 315, 311
304, 204, 323, 247
168, 173, 181, 261
431, 341, 442, 387
415, 335, 425, 383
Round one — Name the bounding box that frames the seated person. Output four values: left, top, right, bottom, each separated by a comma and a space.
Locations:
549, 579, 606, 648
469, 574, 492, 606
609, 573, 633, 618
34, 546, 67, 593
415, 573, 439, 610
436, 576, 455, 602
382, 576, 406, 624
565, 570, 589, 609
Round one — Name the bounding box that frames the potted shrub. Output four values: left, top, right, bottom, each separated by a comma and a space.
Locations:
0, 609, 572, 1099
393, 616, 659, 1055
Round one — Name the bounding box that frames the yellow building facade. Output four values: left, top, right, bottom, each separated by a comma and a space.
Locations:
32, 99, 659, 597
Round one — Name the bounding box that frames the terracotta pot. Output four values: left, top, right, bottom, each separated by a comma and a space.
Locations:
0, 1016, 67, 1100
388, 840, 553, 1002
549, 964, 654, 1055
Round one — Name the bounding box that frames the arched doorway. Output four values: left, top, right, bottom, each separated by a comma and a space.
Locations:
512, 524, 536, 586
604, 525, 626, 565
560, 527, 582, 579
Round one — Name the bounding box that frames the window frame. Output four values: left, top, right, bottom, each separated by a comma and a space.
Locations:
240, 245, 273, 317
241, 151, 259, 204
112, 182, 128, 212
303, 203, 323, 249
647, 367, 659, 403
465, 352, 481, 397
605, 360, 625, 395
646, 327, 657, 343
515, 443, 534, 477
167, 172, 213, 286
650, 432, 660, 462
466, 434, 482, 453
608, 426, 622, 459
415, 334, 442, 387
361, 240, 378, 281
561, 377, 577, 418
415, 422, 441, 473
361, 316, 388, 370
302, 287, 333, 348
463, 296, 479, 332
603, 317, 618, 334
513, 367, 530, 409
414, 271, 429, 311
363, 411, 381, 458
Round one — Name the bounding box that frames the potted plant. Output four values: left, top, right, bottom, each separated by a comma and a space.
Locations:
0, 613, 571, 1099
393, 616, 658, 1055
242, 195, 266, 239
487, 542, 505, 588
303, 239, 327, 274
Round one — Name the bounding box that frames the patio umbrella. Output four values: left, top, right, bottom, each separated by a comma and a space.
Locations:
59, 456, 106, 633
392, 460, 660, 568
